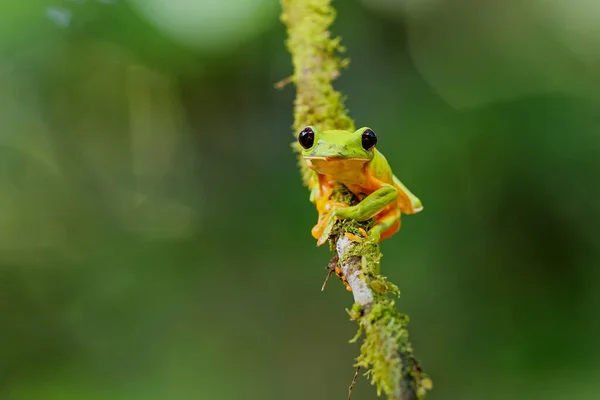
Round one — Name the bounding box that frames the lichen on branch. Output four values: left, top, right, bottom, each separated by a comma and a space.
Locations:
280, 1, 431, 399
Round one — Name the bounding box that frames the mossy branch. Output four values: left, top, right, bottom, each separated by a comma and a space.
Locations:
280, 1, 431, 399
279, 0, 353, 186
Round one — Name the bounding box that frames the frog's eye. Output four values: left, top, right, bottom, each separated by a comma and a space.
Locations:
299, 127, 315, 149
362, 128, 377, 150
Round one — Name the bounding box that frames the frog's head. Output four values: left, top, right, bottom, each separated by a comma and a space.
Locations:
298, 126, 378, 173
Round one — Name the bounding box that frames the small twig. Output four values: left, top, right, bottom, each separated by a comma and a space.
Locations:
274, 75, 294, 89
321, 268, 334, 291
321, 255, 339, 291
348, 366, 361, 400
321, 262, 335, 291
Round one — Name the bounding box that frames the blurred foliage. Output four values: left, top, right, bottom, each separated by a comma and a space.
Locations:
1, 1, 600, 399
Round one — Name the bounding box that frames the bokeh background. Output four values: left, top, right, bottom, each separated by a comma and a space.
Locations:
2, 0, 600, 399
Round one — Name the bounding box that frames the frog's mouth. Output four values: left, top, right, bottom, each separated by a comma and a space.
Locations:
304, 156, 369, 176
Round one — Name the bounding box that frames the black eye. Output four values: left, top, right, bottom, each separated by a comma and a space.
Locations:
362, 129, 377, 150
299, 127, 315, 149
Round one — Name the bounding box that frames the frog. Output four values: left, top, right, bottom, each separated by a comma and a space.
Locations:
298, 125, 423, 246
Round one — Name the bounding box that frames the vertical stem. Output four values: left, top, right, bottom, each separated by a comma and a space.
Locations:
280, 0, 354, 186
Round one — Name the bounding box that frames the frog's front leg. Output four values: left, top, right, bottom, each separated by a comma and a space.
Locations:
316, 184, 398, 246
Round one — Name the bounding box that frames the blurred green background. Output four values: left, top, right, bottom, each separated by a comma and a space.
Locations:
2, 0, 600, 399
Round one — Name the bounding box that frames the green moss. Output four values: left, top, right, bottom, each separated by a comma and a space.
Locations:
355, 299, 405, 396
370, 276, 400, 297
348, 298, 431, 399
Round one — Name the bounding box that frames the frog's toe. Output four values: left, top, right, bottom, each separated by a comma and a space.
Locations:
317, 217, 337, 246
311, 214, 330, 240
344, 232, 364, 243
317, 231, 330, 246
368, 228, 382, 243
311, 225, 323, 240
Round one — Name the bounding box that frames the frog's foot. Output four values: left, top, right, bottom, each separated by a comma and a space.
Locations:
368, 229, 382, 243
316, 213, 338, 246
311, 203, 349, 245
369, 209, 401, 243
311, 215, 329, 241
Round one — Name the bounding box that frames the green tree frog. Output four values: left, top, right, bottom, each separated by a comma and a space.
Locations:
298, 126, 423, 246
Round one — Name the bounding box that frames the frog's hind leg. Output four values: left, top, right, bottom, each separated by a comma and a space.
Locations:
370, 208, 401, 242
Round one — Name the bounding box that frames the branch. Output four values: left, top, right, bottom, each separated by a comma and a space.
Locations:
280, 1, 432, 399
